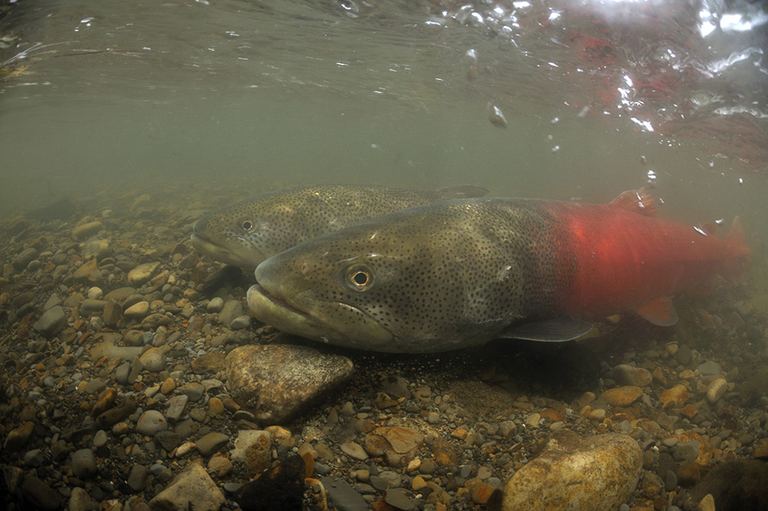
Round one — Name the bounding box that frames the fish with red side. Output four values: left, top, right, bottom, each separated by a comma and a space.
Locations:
246, 190, 749, 353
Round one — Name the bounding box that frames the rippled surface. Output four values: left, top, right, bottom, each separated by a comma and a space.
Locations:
1, 0, 767, 225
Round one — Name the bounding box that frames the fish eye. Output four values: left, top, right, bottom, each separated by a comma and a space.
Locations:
241, 220, 253, 231
346, 266, 373, 291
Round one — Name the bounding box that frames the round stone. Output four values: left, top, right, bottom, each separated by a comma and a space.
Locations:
136, 410, 168, 435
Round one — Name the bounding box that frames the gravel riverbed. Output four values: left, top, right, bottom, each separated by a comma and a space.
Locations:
1, 187, 767, 511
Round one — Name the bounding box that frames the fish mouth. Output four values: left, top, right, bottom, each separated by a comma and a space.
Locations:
190, 231, 259, 270
246, 282, 395, 350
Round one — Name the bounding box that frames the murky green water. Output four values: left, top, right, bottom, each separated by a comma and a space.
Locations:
1, 0, 767, 229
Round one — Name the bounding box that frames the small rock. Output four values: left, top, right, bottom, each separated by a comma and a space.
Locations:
21, 475, 62, 511
612, 364, 653, 387
4, 421, 35, 452
385, 488, 415, 510
321, 476, 368, 510
127, 464, 149, 492
230, 314, 251, 330
124, 301, 150, 319
177, 381, 204, 402
139, 347, 167, 372
341, 441, 368, 461
206, 297, 224, 313
165, 395, 189, 422
148, 462, 225, 511
697, 361, 722, 377
68, 487, 97, 511
706, 378, 728, 403
697, 494, 715, 511
33, 306, 67, 337
13, 247, 38, 269
601, 386, 644, 407
231, 430, 272, 476
208, 453, 233, 478
196, 432, 229, 456
71, 448, 97, 479
72, 221, 103, 240
102, 301, 122, 327
218, 299, 244, 327
225, 344, 354, 423
501, 432, 642, 511
660, 384, 689, 409
136, 410, 168, 435
128, 262, 160, 285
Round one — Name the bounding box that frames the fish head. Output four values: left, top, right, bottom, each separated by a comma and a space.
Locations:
191, 194, 304, 270
247, 203, 518, 352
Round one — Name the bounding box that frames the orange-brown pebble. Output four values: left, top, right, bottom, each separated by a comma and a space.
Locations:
208, 397, 224, 416
680, 404, 699, 419
469, 481, 496, 504
660, 384, 689, 409
541, 408, 565, 422
752, 438, 768, 459
160, 378, 176, 395
90, 388, 116, 417
412, 475, 427, 491
221, 397, 241, 412
266, 425, 293, 448
451, 427, 469, 440
601, 386, 644, 407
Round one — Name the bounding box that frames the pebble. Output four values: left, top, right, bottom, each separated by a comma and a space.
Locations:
177, 381, 205, 402
218, 299, 244, 326
196, 432, 230, 456
87, 286, 104, 300
165, 395, 189, 421
127, 464, 149, 491
225, 344, 355, 423
502, 432, 642, 511
322, 477, 368, 511
148, 462, 225, 511
385, 488, 415, 510
71, 448, 97, 479
4, 421, 34, 452
21, 475, 63, 510
72, 221, 103, 240
232, 430, 272, 476
660, 384, 689, 409
601, 386, 644, 407
136, 410, 168, 435
206, 297, 224, 313
612, 364, 653, 387
697, 361, 722, 377
138, 346, 166, 372
124, 300, 150, 319
68, 487, 96, 511
127, 262, 160, 285
341, 440, 369, 460
93, 430, 108, 448
706, 378, 728, 403
33, 305, 67, 337
230, 314, 251, 330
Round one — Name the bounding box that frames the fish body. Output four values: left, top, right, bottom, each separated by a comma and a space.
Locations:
247, 191, 749, 353
191, 184, 487, 269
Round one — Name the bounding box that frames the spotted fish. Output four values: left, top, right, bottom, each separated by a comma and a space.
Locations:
191, 184, 488, 269
246, 190, 749, 353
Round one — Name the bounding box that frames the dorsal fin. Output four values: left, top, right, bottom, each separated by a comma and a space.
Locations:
609, 187, 658, 216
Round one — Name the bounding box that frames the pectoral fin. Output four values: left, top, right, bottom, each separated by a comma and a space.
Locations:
635, 297, 678, 326
499, 317, 595, 342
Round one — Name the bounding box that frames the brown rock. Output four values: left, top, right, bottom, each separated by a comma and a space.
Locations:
191, 352, 226, 373
102, 301, 122, 327
73, 259, 99, 281
72, 221, 103, 240
91, 388, 117, 417
501, 432, 642, 511
660, 384, 689, 409
3, 421, 35, 452
225, 344, 354, 423
601, 386, 644, 407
